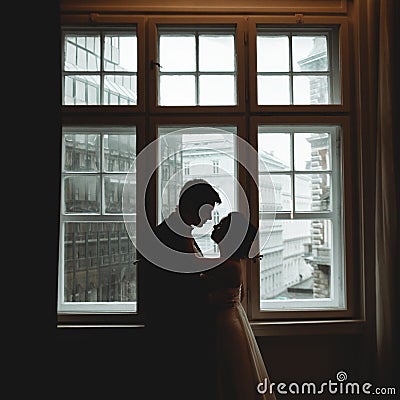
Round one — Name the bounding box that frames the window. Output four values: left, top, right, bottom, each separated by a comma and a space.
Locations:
257, 125, 344, 310
59, 128, 137, 313
63, 29, 138, 105
59, 14, 354, 326
184, 161, 190, 175
157, 125, 237, 257
156, 26, 237, 106
256, 27, 340, 105
213, 161, 220, 174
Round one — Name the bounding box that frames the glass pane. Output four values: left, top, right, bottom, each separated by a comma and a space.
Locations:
258, 132, 291, 171
158, 126, 237, 257
294, 132, 331, 171
104, 175, 134, 214
257, 75, 290, 105
64, 134, 100, 172
259, 219, 332, 303
64, 75, 100, 105
293, 75, 329, 104
64, 176, 100, 213
266, 175, 292, 212
257, 36, 289, 72
159, 75, 196, 106
64, 34, 101, 71
199, 35, 235, 72
159, 35, 196, 72
295, 174, 331, 212
104, 35, 137, 72
294, 174, 312, 212
104, 74, 137, 105
104, 134, 136, 172
64, 222, 136, 303
292, 36, 328, 72
199, 75, 236, 105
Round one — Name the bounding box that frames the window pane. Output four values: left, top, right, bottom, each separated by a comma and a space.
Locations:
259, 219, 333, 303
104, 134, 136, 172
63, 222, 136, 304
258, 125, 343, 309
199, 35, 235, 72
64, 176, 100, 213
159, 75, 196, 106
158, 126, 237, 256
295, 174, 331, 212
104, 75, 137, 105
257, 75, 290, 105
294, 132, 331, 171
199, 75, 236, 105
64, 134, 100, 172
60, 129, 137, 313
257, 36, 289, 72
260, 175, 292, 212
64, 75, 100, 105
293, 75, 329, 104
292, 36, 328, 72
256, 28, 339, 105
104, 35, 137, 72
104, 175, 134, 214
258, 132, 291, 171
64, 34, 101, 71
159, 35, 196, 71
63, 30, 138, 106
158, 29, 237, 106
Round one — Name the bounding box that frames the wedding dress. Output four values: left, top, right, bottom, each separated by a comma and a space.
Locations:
202, 259, 277, 400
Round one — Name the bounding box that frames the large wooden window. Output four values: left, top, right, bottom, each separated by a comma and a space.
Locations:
59, 14, 356, 327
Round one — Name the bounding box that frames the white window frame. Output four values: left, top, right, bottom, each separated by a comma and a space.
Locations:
58, 125, 140, 319
148, 115, 247, 229
257, 125, 344, 310
247, 116, 355, 321
148, 16, 247, 114
61, 17, 146, 113
247, 16, 350, 113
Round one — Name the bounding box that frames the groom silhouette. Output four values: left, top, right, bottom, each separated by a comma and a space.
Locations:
142, 179, 221, 400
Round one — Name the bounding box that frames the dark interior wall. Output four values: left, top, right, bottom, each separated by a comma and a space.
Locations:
257, 335, 365, 399
55, 329, 148, 397
54, 328, 364, 399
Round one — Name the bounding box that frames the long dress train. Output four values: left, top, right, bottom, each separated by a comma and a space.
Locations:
203, 259, 277, 400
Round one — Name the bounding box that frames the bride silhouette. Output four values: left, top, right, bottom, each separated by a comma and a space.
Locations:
201, 211, 277, 400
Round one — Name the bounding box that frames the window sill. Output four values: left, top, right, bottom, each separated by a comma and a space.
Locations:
250, 319, 366, 336
57, 319, 365, 336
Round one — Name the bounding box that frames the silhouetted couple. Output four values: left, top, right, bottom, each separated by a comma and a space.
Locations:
142, 179, 276, 400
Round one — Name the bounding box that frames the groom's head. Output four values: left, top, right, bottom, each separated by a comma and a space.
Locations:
178, 179, 221, 227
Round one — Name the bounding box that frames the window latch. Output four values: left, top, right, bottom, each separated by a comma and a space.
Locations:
150, 60, 162, 70
295, 13, 304, 24
89, 13, 99, 24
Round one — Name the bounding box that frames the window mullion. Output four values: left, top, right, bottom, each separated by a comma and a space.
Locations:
289, 33, 294, 105
100, 132, 104, 215
196, 32, 200, 105
100, 32, 105, 105
290, 131, 295, 216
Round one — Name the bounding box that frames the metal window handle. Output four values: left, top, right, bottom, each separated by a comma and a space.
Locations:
150, 60, 162, 69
